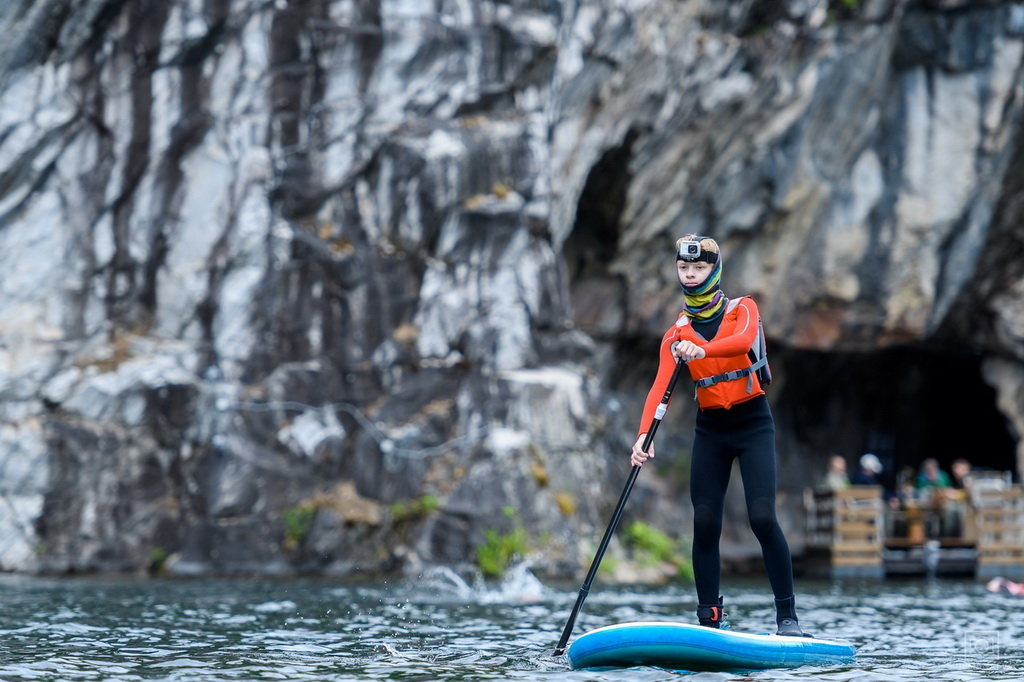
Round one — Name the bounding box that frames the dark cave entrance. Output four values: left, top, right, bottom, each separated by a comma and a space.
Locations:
563, 132, 637, 339
773, 345, 1018, 491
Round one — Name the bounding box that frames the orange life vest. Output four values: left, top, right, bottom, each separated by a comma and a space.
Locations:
638, 297, 769, 431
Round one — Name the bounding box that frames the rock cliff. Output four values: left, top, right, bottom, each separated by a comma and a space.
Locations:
0, 0, 1022, 578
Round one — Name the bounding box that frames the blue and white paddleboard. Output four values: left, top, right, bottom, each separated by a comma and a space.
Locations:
568, 621, 856, 671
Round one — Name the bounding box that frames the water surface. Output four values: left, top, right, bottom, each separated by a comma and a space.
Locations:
0, 568, 1020, 680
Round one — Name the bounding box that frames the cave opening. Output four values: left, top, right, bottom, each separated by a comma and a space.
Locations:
563, 132, 637, 338
773, 344, 1018, 491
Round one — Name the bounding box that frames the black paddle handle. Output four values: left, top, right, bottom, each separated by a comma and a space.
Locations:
553, 358, 686, 656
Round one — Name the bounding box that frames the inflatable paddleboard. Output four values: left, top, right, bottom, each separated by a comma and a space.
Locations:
568, 622, 856, 671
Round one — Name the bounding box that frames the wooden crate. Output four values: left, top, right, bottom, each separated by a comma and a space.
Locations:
971, 485, 1024, 568
804, 486, 883, 572
831, 486, 884, 567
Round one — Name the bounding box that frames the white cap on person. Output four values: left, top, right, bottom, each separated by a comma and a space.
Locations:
860, 453, 882, 473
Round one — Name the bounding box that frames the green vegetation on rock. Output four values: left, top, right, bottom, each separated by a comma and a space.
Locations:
389, 494, 440, 521
282, 503, 317, 550
624, 520, 694, 582
476, 527, 530, 577
476, 506, 531, 577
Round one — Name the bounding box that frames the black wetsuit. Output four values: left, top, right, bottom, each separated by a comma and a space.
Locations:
690, 318, 794, 605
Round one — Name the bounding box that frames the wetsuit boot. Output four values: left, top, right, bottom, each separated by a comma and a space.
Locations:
697, 596, 728, 629
774, 595, 809, 636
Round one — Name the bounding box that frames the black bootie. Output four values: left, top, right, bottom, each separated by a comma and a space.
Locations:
775, 595, 809, 637
697, 596, 727, 629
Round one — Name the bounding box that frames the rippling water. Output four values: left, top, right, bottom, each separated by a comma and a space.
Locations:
0, 567, 1021, 680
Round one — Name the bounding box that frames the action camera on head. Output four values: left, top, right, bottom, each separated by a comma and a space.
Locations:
678, 240, 702, 261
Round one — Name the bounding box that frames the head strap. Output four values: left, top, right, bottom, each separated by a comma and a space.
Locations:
676, 237, 718, 264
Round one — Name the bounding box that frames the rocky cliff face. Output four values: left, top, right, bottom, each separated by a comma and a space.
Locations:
0, 0, 1022, 578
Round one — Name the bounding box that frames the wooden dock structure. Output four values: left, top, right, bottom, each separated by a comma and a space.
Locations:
972, 483, 1024, 578
803, 481, 1024, 579
804, 486, 885, 578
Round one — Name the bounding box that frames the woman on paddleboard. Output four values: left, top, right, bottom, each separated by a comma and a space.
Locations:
630, 235, 807, 637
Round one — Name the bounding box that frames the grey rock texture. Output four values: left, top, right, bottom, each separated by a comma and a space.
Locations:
0, 0, 1022, 578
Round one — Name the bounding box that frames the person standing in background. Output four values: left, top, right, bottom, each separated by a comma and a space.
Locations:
950, 459, 973, 490
916, 458, 951, 490
851, 453, 883, 486
822, 455, 850, 492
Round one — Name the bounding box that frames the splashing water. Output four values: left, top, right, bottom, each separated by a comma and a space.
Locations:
416, 562, 548, 604
416, 565, 475, 599
482, 562, 549, 604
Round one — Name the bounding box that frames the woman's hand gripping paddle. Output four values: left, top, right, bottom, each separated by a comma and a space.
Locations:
553, 357, 687, 657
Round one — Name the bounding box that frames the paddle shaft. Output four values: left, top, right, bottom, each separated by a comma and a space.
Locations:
553, 357, 686, 656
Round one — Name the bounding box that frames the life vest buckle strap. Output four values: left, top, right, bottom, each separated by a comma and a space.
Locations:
695, 367, 751, 388
693, 356, 768, 390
